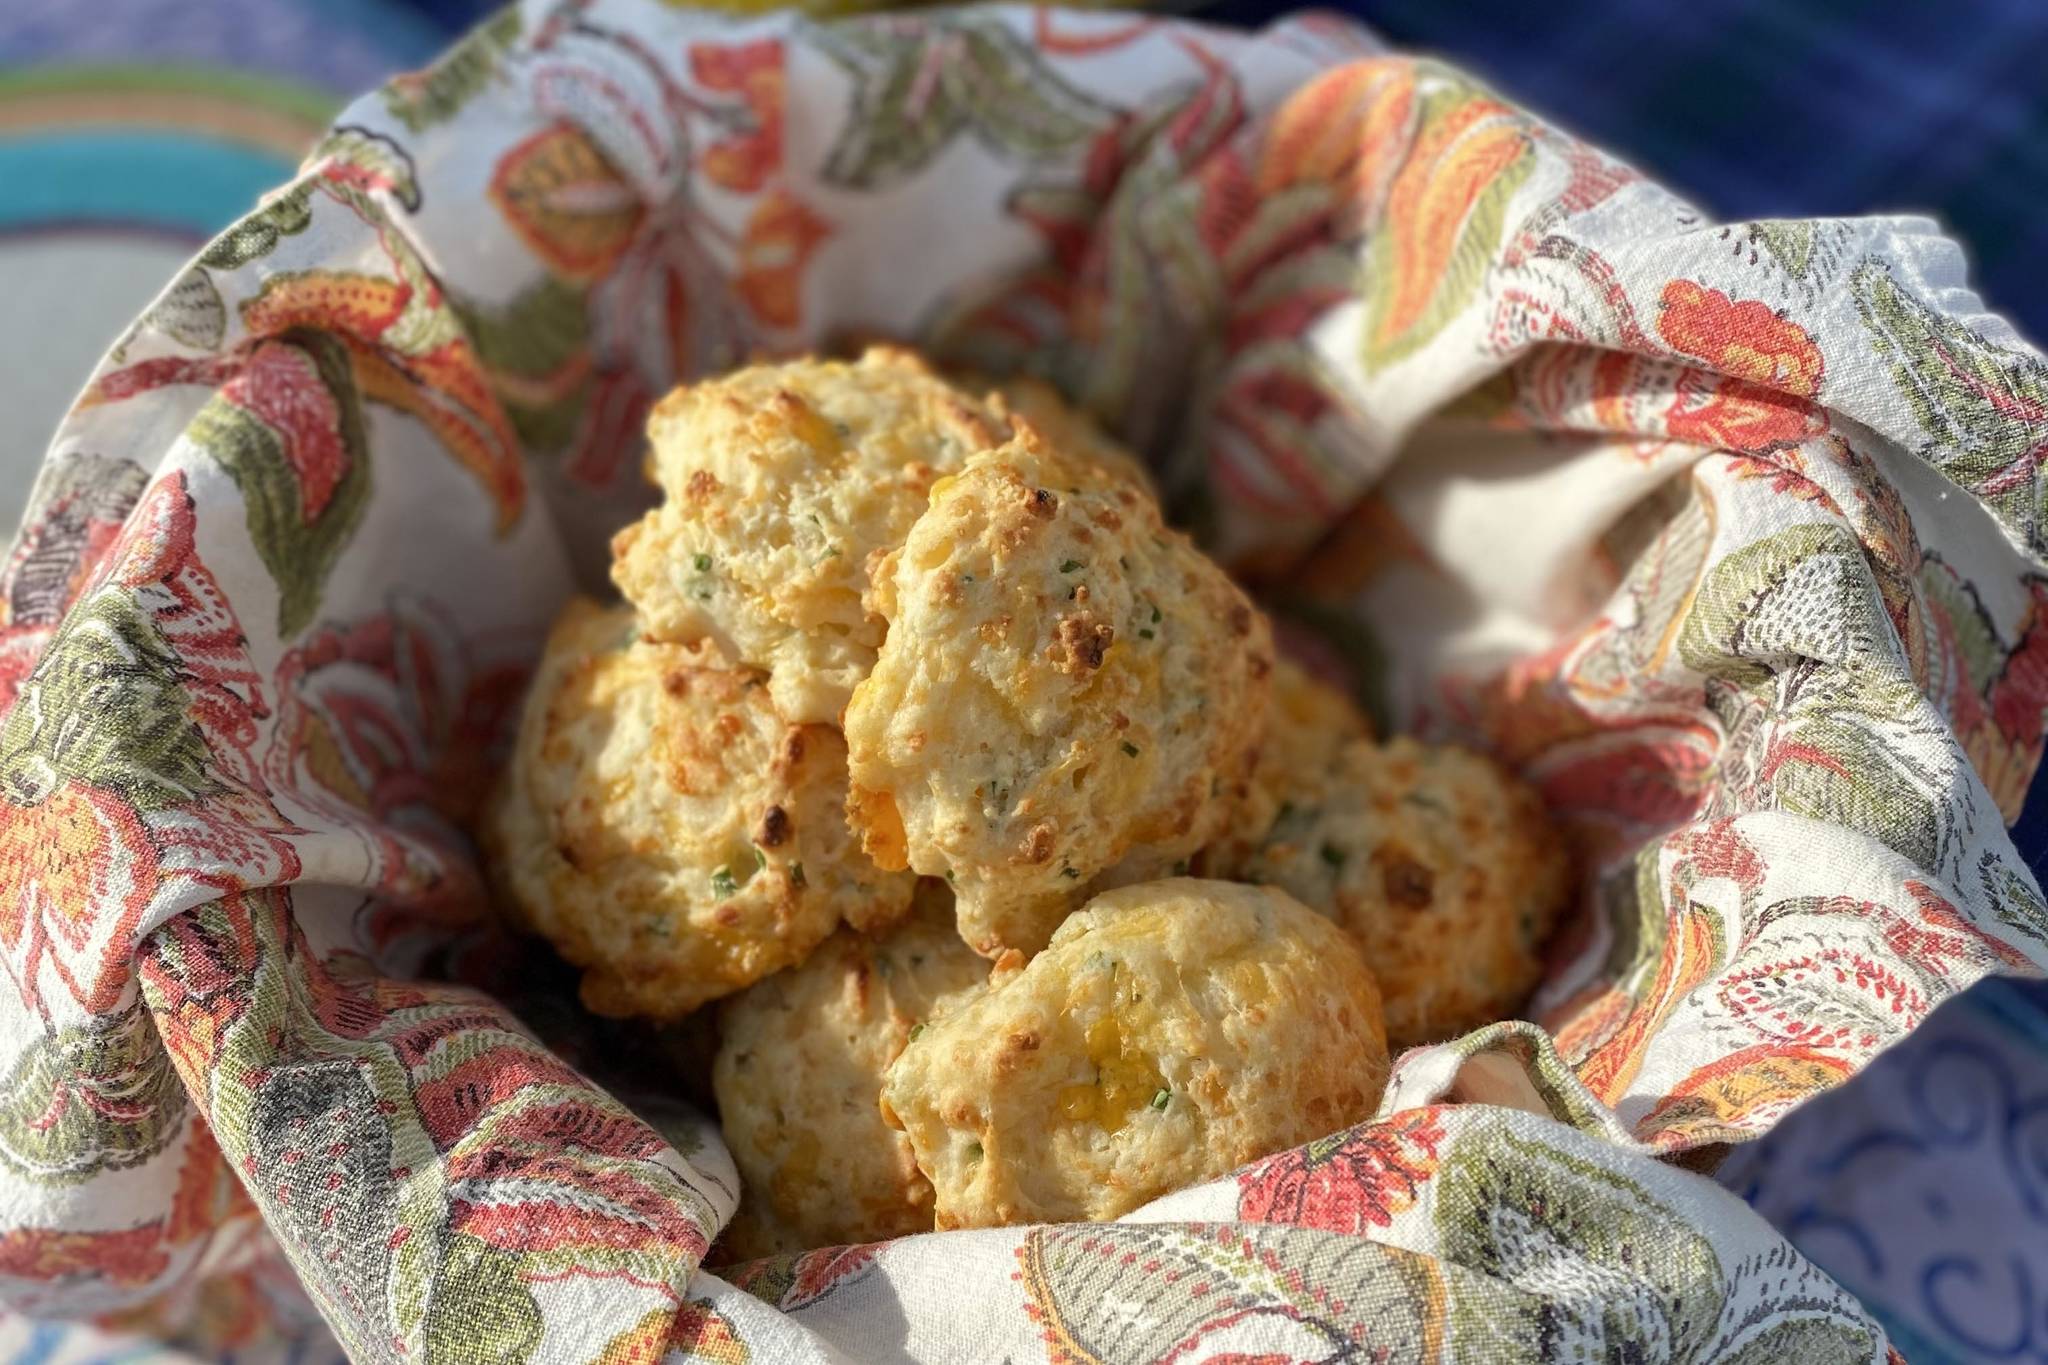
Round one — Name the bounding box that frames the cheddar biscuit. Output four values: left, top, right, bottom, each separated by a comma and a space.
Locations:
485, 598, 915, 1018
878, 879, 1388, 1227
843, 436, 1272, 956
1218, 735, 1569, 1046
983, 376, 1156, 497
1200, 656, 1375, 876
713, 890, 988, 1247
612, 348, 1008, 723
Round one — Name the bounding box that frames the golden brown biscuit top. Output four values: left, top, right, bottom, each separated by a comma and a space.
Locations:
486, 597, 914, 1019
879, 878, 1388, 1228
1222, 733, 1569, 1046
612, 347, 1009, 723
980, 376, 1157, 498
844, 434, 1273, 956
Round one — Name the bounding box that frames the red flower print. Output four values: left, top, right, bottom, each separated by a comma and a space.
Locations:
1236, 1108, 1444, 1233
1656, 280, 1828, 452
219, 342, 352, 522
1659, 280, 1825, 396
1665, 369, 1827, 453
782, 1243, 878, 1310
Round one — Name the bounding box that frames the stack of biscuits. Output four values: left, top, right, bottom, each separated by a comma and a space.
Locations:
483, 347, 1570, 1256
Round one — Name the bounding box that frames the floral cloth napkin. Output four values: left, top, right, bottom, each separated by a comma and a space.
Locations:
5, 1, 2048, 1359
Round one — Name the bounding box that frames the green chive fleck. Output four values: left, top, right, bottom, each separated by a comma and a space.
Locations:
1320, 843, 1347, 870
693, 553, 713, 572
1138, 628, 1155, 640
1150, 1089, 1170, 1111
791, 862, 807, 888
1060, 865, 1081, 879
1121, 742, 1140, 758
908, 1022, 926, 1043
1171, 859, 1190, 876
966, 1140, 983, 1161
1150, 605, 1162, 624
710, 866, 738, 898
1060, 559, 1084, 573
752, 844, 768, 873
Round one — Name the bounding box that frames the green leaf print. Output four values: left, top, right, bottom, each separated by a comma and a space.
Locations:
188, 330, 372, 637
818, 18, 1113, 190
1918, 554, 2005, 694
1749, 221, 1818, 280
382, 7, 522, 134
114, 266, 228, 363
1770, 708, 1947, 871
198, 180, 317, 272
0, 589, 216, 810
0, 1001, 188, 1184
1853, 259, 2048, 547
950, 24, 1114, 160
1017, 1222, 1442, 1363
1435, 1124, 1721, 1360
1713, 1316, 1876, 1365
1677, 522, 1970, 873
1978, 846, 2048, 945
313, 124, 423, 211
451, 274, 592, 456
425, 1235, 546, 1365
1675, 522, 1873, 686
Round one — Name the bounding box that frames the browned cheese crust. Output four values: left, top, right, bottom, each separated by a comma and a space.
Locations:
484, 598, 915, 1018
879, 879, 1388, 1228
844, 434, 1273, 957
1204, 732, 1570, 1047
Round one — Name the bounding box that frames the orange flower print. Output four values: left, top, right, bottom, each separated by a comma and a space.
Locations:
1361, 83, 1533, 367
0, 780, 160, 1015
735, 191, 832, 330
590, 1300, 748, 1364
691, 39, 784, 194
1656, 280, 1828, 452
488, 123, 646, 283
1258, 58, 1417, 224
1636, 1042, 1852, 1149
